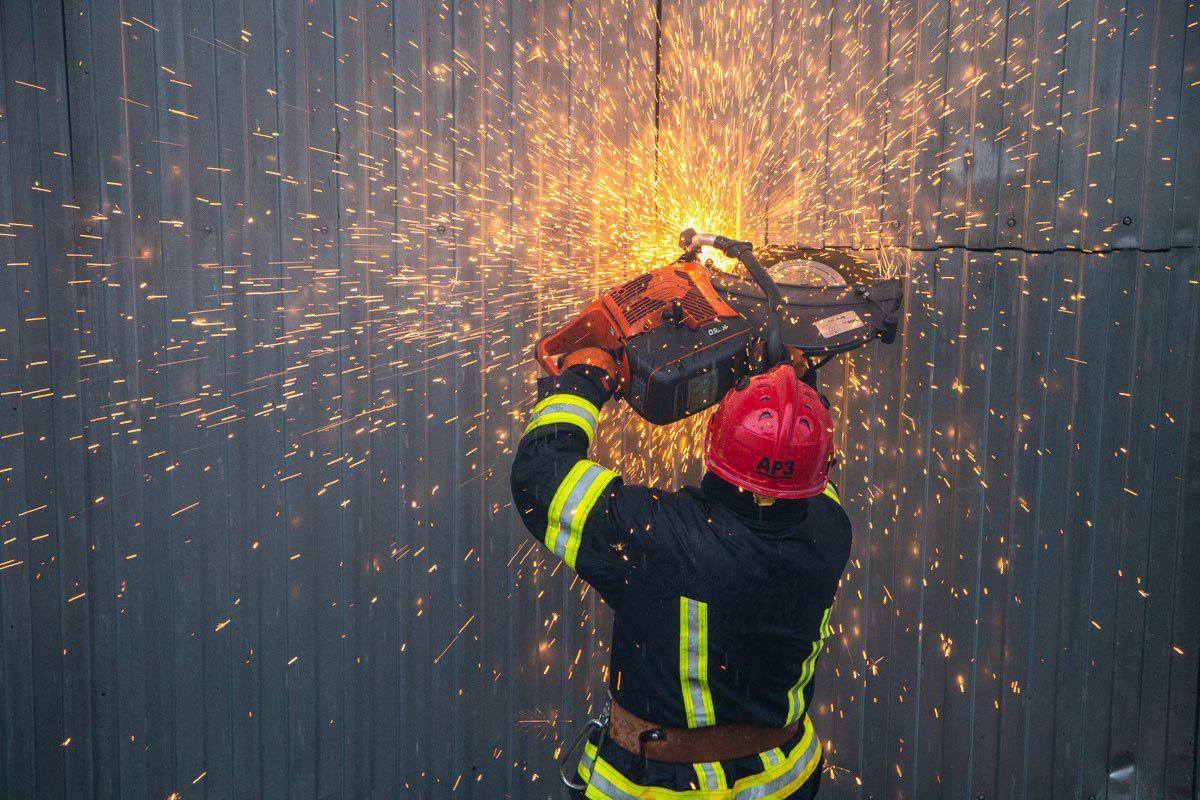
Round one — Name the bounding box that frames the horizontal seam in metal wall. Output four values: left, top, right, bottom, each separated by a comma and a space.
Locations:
825, 243, 1191, 257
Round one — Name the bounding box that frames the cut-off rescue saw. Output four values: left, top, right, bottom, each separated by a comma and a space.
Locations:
537, 229, 903, 425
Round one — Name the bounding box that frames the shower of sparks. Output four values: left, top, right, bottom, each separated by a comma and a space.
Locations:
0, 0, 1195, 796
514, 706, 561, 739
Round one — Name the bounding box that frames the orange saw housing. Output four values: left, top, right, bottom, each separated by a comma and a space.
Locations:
536, 263, 756, 424
537, 263, 740, 380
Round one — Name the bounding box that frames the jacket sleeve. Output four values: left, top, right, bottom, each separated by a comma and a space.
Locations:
510, 364, 643, 601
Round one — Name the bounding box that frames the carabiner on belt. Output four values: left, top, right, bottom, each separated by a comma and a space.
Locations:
558, 703, 610, 792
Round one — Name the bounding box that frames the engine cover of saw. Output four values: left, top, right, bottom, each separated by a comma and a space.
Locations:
602, 262, 741, 337
535, 262, 742, 377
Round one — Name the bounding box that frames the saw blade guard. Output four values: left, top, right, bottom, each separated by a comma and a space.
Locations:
703, 246, 903, 358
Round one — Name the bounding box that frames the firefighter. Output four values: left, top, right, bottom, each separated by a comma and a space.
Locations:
511, 346, 851, 800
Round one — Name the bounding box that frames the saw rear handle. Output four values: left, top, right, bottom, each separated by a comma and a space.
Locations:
535, 304, 622, 377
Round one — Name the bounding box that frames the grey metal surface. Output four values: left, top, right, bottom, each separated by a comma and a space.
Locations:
0, 1, 1196, 800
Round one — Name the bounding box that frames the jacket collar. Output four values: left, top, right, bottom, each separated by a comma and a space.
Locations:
697, 472, 810, 526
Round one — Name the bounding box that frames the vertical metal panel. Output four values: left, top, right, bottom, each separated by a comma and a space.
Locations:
62, 3, 117, 797
933, 0, 1009, 248
389, 0, 425, 787
1174, 2, 1200, 249
366, 0, 408, 788
506, 0, 539, 787
879, 0, 919, 247
2, 2, 67, 796
776, 0, 834, 244
824, 0, 888, 246
1054, 0, 1123, 251
1020, 0, 1068, 251
1107, 0, 1183, 251
268, 0, 309, 792
83, 0, 151, 793
479, 0, 521, 789
907, 0, 951, 248
0, 2, 1198, 799
218, 0, 287, 790
990, 250, 1056, 800
994, 0, 1065, 251
0, 13, 35, 800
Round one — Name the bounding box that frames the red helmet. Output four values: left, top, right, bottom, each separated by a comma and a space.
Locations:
704, 364, 834, 499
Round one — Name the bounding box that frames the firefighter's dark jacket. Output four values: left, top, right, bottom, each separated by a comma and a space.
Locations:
510, 365, 852, 799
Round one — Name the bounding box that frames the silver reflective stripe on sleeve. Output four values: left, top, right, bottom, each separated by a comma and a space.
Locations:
759, 746, 784, 770
524, 393, 600, 444
578, 738, 598, 779
543, 460, 617, 569
535, 401, 597, 428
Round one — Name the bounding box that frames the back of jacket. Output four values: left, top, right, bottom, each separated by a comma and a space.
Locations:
604, 474, 851, 730
510, 366, 853, 732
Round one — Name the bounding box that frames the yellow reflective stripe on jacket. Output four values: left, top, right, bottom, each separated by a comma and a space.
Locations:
577, 715, 821, 800
692, 762, 727, 790
524, 392, 601, 444
543, 460, 617, 569
821, 482, 840, 504
679, 597, 716, 729
785, 607, 832, 726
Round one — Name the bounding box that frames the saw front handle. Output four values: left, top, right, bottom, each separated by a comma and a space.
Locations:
535, 303, 623, 377
678, 228, 788, 368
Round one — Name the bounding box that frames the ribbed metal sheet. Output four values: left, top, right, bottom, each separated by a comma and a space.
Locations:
0, 1, 1196, 799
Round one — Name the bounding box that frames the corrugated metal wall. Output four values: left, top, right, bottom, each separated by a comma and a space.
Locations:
651, 2, 1200, 799
0, 1, 1195, 799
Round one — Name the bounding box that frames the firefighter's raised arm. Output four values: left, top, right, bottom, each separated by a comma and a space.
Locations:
510, 348, 638, 601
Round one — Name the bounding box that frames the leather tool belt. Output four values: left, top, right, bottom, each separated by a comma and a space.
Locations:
608, 700, 799, 764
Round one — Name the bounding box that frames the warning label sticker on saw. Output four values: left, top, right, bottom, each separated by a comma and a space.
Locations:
814, 310, 865, 338
685, 370, 718, 411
